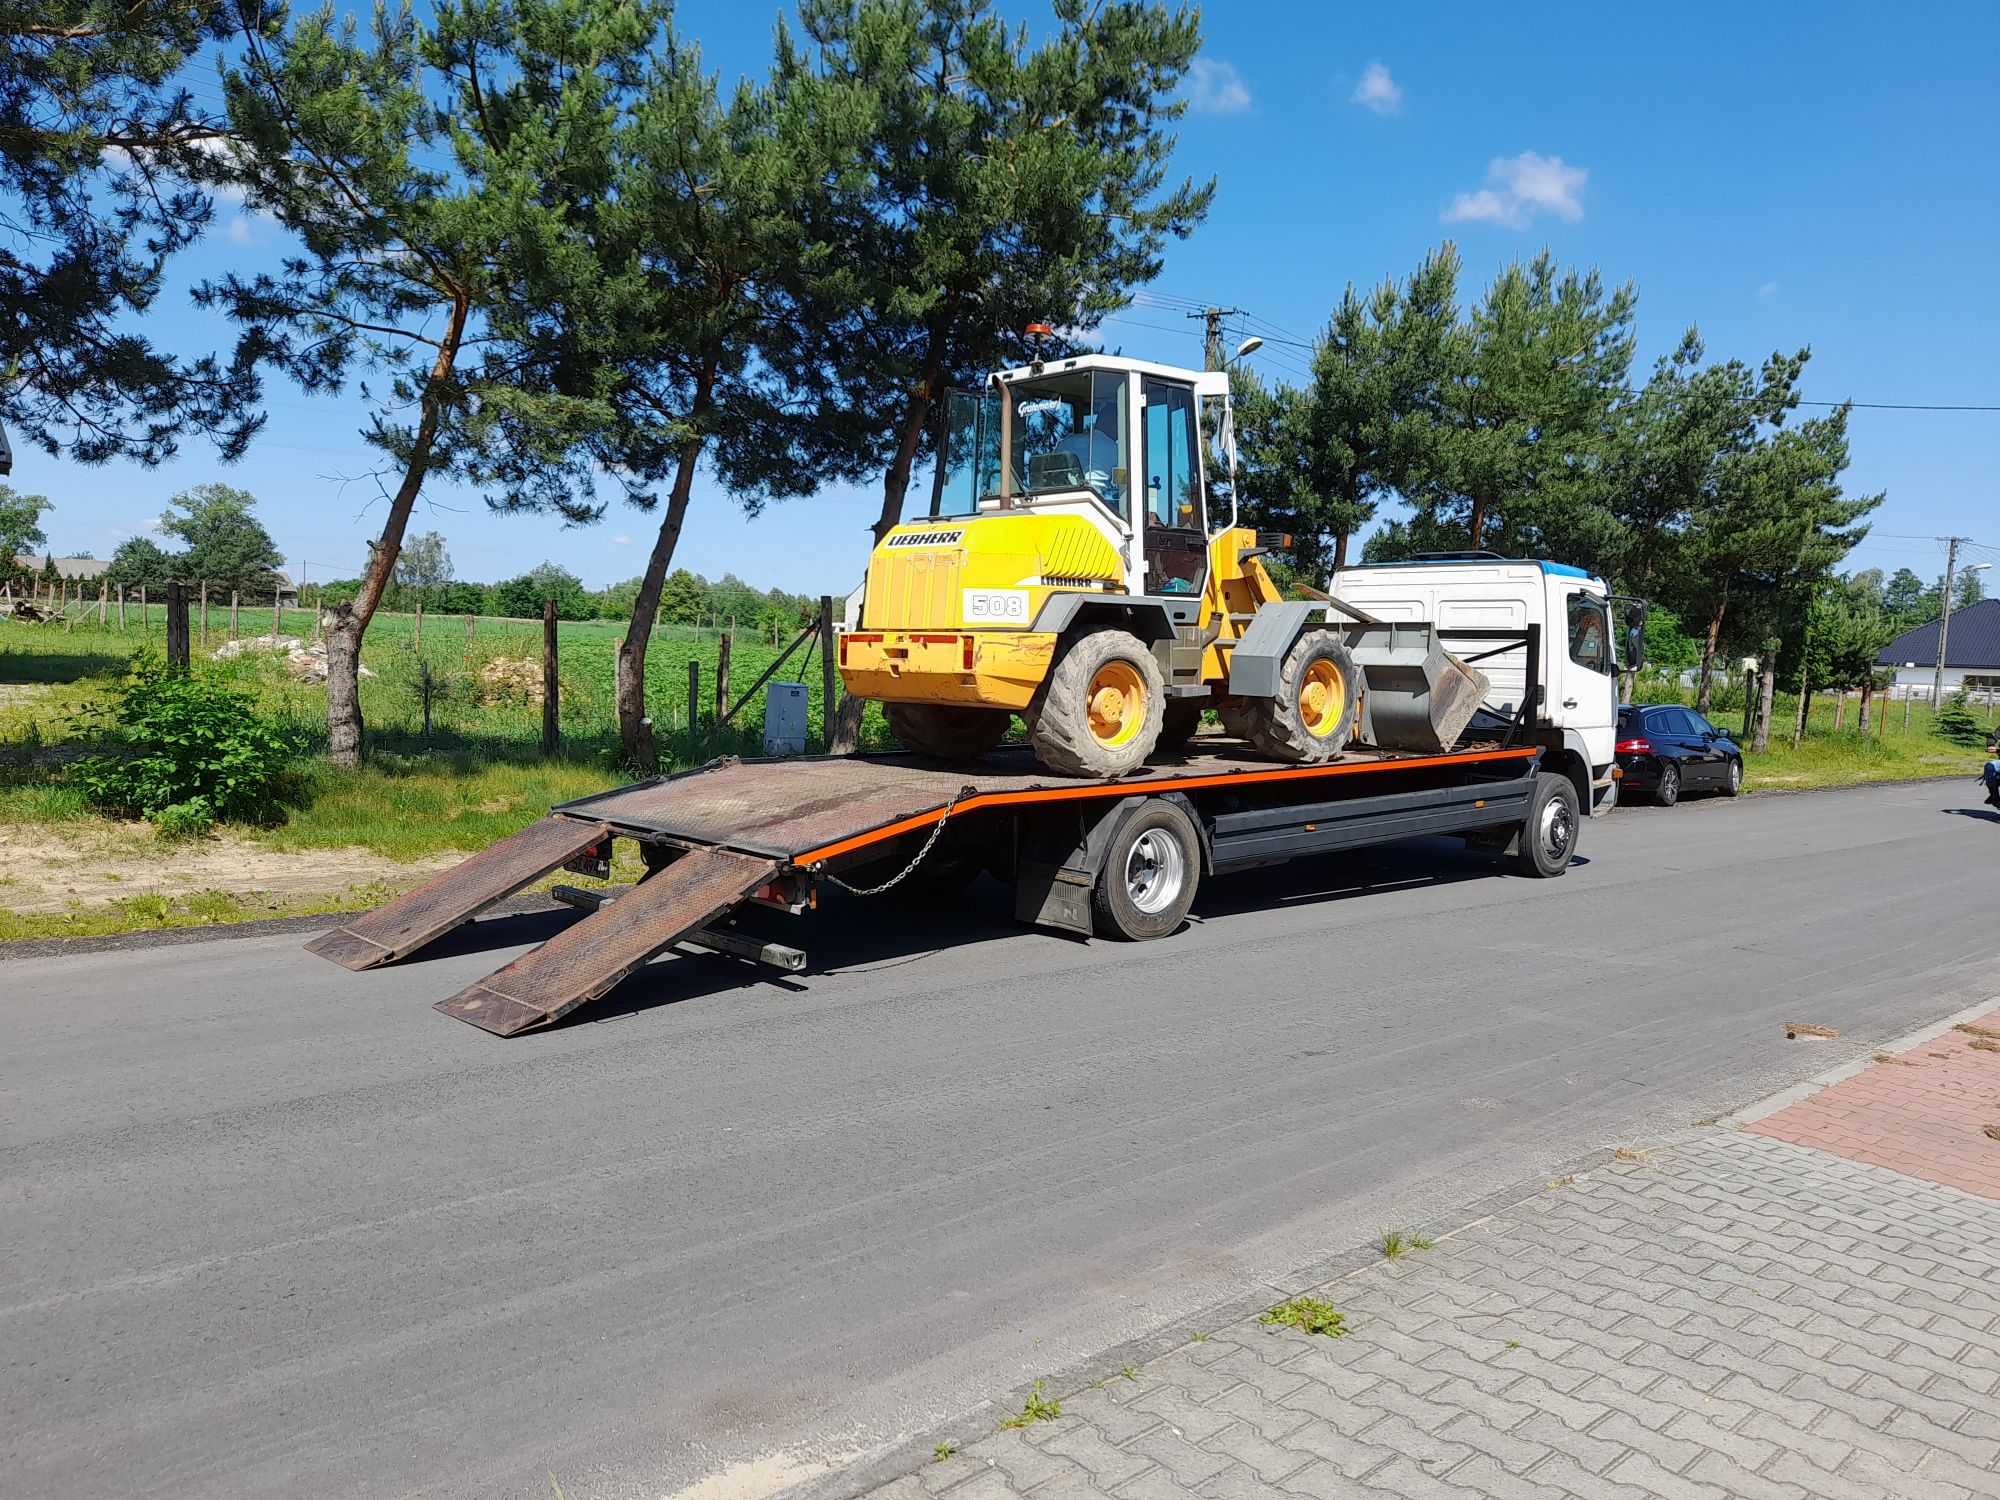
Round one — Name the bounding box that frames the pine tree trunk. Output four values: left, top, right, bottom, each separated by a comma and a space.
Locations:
1332, 531, 1349, 570
1858, 681, 1871, 734
1696, 591, 1729, 716
324, 292, 470, 768
1467, 494, 1490, 550
871, 322, 947, 544
617, 373, 713, 774
1753, 650, 1777, 752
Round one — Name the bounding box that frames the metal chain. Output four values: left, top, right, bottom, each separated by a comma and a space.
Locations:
821, 787, 972, 896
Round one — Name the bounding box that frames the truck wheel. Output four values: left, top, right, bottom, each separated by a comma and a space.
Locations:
1091, 801, 1201, 939
1155, 699, 1204, 756
1241, 630, 1359, 763
1510, 772, 1579, 878
1026, 628, 1166, 777
885, 703, 1009, 762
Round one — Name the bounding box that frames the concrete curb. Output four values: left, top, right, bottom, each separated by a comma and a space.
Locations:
1711, 993, 2000, 1128
780, 991, 2000, 1500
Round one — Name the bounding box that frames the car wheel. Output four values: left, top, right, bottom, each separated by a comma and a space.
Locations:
1655, 762, 1680, 807
1722, 757, 1742, 797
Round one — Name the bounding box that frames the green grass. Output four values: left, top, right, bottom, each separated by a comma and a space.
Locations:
0, 882, 397, 943
1260, 1295, 1347, 1338
1380, 1230, 1405, 1260
998, 1380, 1062, 1429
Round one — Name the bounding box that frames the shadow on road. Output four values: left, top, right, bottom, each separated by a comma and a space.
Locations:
1942, 806, 2000, 824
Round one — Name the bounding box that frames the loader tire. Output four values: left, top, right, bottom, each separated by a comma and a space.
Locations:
1240, 630, 1359, 764
1025, 628, 1166, 778
885, 702, 1010, 763
1155, 699, 1205, 757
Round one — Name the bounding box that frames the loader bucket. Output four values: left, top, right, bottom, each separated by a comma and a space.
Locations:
1340, 621, 1491, 754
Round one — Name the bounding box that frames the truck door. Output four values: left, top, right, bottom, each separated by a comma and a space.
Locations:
1140, 378, 1207, 596
1556, 586, 1616, 766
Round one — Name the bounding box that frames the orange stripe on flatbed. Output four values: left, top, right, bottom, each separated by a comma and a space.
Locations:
789, 747, 1539, 867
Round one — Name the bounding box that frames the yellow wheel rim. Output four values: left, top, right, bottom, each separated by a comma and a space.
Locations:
1299, 658, 1346, 738
1087, 660, 1148, 749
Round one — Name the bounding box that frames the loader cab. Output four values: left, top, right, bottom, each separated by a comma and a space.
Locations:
930, 354, 1231, 597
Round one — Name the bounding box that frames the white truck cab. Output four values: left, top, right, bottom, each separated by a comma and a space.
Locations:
1330, 555, 1638, 816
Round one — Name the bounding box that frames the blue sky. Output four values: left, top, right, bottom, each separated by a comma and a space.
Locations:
12, 0, 1998, 592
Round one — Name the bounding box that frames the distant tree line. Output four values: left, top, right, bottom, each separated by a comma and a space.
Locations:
1232, 243, 1888, 750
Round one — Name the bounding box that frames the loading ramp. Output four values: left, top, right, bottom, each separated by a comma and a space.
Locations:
307, 742, 1545, 1036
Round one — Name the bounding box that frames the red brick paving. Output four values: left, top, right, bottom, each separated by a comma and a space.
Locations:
1747, 1007, 2000, 1198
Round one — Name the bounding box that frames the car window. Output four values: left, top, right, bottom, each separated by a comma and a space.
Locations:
1617, 707, 1640, 734
1687, 712, 1716, 737
1649, 708, 1687, 735
1567, 591, 1610, 674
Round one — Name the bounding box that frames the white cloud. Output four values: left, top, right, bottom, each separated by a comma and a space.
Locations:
1444, 151, 1588, 229
1351, 62, 1402, 115
612, 534, 632, 545
227, 216, 255, 247
1187, 58, 1251, 116
1758, 281, 1778, 298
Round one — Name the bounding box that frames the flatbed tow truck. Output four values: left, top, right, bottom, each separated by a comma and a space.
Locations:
307, 728, 1574, 1037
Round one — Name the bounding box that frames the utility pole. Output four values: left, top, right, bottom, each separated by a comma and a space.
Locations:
1186, 306, 1243, 372
1932, 535, 1963, 709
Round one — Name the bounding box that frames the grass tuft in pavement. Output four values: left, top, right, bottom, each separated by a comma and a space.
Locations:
999, 1380, 1061, 1429
1260, 1295, 1346, 1338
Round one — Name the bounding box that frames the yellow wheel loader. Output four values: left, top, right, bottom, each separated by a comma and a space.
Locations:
838, 349, 1479, 778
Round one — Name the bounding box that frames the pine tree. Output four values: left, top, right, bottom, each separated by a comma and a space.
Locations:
204, 0, 671, 766
1396, 250, 1636, 554
779, 0, 1214, 546
1, 2, 270, 463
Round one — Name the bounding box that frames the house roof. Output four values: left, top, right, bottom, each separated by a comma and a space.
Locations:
1876, 597, 2000, 669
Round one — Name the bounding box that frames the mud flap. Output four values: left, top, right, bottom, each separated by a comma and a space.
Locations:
304, 816, 613, 971
434, 847, 780, 1036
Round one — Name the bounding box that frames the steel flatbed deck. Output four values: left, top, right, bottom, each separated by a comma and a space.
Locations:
307, 739, 1561, 1036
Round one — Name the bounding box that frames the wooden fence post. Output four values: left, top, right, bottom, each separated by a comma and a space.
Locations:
716, 630, 731, 725
687, 658, 700, 737
413, 600, 424, 654
465, 612, 475, 664
117, 585, 126, 630
139, 584, 148, 634
272, 587, 282, 640
198, 581, 209, 644
230, 590, 240, 640
164, 582, 190, 668
98, 579, 107, 627
541, 598, 559, 759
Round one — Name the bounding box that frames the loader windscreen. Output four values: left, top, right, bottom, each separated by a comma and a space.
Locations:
930, 372, 1131, 517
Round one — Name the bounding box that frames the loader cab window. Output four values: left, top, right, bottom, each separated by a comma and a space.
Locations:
1001, 370, 1129, 514
932, 389, 1001, 518
1142, 378, 1207, 595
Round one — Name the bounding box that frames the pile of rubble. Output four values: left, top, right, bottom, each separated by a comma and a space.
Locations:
211, 634, 375, 682
476, 656, 545, 706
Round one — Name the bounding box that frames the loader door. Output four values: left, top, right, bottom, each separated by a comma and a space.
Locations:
1141, 378, 1208, 596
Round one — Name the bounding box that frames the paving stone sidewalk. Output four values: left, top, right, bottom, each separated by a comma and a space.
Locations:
864, 1015, 2000, 1500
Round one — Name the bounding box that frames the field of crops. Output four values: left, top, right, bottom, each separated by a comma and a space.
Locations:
0, 604, 894, 766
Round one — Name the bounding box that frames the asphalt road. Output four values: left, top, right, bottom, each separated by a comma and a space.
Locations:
3, 778, 1997, 1499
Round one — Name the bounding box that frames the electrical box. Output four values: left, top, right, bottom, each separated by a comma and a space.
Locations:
763, 681, 809, 756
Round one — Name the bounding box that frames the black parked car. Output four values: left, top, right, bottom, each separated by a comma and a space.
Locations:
1615, 704, 1744, 806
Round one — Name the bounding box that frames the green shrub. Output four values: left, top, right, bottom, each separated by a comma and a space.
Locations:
1933, 692, 1988, 749
72, 654, 302, 830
